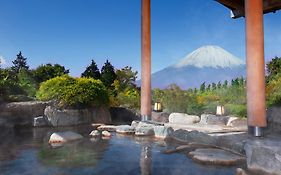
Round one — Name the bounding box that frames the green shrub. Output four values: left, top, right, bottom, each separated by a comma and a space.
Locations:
36, 75, 109, 108
266, 74, 281, 106
115, 88, 140, 109
225, 104, 247, 118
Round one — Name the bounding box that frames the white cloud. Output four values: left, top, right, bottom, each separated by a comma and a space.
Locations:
0, 55, 6, 65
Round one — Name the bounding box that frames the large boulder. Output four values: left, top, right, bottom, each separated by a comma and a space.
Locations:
135, 121, 155, 136
151, 111, 169, 123
153, 126, 174, 139
49, 131, 83, 143
244, 138, 281, 175
188, 148, 245, 166
44, 105, 111, 126
0, 101, 51, 127
200, 114, 228, 125
169, 113, 200, 124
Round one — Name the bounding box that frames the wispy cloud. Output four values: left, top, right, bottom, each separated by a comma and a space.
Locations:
0, 55, 6, 66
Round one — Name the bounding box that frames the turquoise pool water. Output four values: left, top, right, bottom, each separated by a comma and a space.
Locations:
0, 126, 242, 175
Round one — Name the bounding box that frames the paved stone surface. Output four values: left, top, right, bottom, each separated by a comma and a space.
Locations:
188, 148, 245, 165
165, 123, 247, 134
97, 125, 117, 132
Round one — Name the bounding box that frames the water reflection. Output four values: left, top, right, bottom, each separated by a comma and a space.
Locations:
140, 145, 152, 175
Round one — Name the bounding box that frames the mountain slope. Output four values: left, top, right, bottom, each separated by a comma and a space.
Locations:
150, 45, 246, 89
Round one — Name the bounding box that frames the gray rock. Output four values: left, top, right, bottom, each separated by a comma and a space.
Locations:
200, 114, 228, 125
49, 131, 83, 143
172, 129, 217, 145
44, 105, 111, 126
236, 168, 248, 175
131, 120, 140, 128
89, 130, 100, 137
169, 113, 200, 124
153, 126, 174, 139
152, 111, 169, 123
33, 116, 49, 127
101, 130, 111, 137
244, 138, 281, 175
116, 125, 135, 134
0, 101, 51, 127
135, 121, 155, 136
188, 148, 245, 165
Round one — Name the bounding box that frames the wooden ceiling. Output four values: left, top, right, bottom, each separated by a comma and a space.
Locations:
216, 0, 281, 18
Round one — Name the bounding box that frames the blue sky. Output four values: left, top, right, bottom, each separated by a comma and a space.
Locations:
0, 0, 281, 78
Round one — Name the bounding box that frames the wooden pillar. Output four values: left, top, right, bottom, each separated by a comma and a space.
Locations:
141, 0, 151, 120
245, 0, 267, 135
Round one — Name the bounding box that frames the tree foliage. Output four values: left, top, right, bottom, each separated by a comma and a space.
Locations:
32, 63, 69, 83
101, 60, 116, 88
12, 51, 29, 73
266, 56, 281, 80
115, 66, 138, 92
81, 60, 101, 79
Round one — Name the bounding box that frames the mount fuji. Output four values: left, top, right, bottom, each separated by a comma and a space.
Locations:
150, 45, 246, 89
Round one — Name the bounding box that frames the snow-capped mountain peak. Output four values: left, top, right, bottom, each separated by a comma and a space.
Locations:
173, 45, 245, 69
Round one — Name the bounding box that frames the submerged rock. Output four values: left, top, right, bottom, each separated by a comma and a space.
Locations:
89, 130, 100, 137
116, 125, 135, 134
169, 113, 200, 124
188, 148, 245, 166
49, 131, 83, 143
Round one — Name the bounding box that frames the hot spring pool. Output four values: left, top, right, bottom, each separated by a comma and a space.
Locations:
0, 126, 242, 175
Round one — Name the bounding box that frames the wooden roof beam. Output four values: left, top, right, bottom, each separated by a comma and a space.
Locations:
216, 0, 281, 19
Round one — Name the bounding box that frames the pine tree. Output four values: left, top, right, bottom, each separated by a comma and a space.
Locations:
206, 84, 211, 91
217, 81, 222, 89
212, 83, 217, 90
200, 82, 206, 92
81, 60, 101, 79
12, 51, 29, 73
223, 80, 228, 88
101, 59, 116, 88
